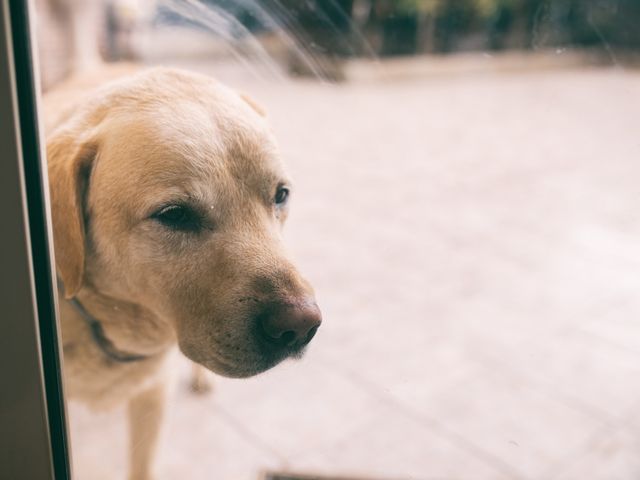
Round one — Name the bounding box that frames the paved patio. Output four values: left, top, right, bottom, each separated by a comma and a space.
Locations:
68, 58, 640, 480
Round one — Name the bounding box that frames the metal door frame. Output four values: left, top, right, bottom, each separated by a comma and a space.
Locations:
0, 0, 71, 478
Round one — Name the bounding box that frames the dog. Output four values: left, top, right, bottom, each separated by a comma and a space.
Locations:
45, 67, 321, 480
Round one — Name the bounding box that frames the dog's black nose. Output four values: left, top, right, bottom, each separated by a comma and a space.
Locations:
259, 300, 322, 348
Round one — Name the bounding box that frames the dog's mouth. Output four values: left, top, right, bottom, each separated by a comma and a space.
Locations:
186, 330, 315, 379
204, 346, 307, 379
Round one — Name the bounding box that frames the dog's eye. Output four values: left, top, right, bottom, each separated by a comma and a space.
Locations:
274, 186, 289, 205
152, 205, 201, 232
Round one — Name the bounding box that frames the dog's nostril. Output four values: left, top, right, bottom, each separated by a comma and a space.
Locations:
305, 325, 319, 344
280, 330, 297, 346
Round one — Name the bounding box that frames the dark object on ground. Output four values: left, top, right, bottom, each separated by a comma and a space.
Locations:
264, 473, 404, 480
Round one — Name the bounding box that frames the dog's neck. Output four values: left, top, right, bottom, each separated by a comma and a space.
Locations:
68, 296, 150, 362
60, 283, 176, 359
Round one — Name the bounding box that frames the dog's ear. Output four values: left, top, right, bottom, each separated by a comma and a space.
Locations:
239, 92, 267, 117
47, 131, 98, 298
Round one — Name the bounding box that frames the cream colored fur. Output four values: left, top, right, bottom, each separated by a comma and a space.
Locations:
46, 67, 318, 480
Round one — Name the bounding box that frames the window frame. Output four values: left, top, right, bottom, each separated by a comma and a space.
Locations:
0, 0, 71, 478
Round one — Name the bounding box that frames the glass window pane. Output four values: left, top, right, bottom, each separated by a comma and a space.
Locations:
35, 1, 640, 479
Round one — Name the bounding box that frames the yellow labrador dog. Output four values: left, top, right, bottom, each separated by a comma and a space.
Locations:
46, 67, 321, 480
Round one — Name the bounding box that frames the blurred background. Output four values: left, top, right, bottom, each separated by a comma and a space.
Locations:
37, 0, 640, 85
36, 1, 640, 479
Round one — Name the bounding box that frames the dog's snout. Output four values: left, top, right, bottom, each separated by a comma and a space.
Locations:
259, 300, 322, 348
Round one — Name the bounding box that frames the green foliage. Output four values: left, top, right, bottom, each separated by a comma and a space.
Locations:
395, 0, 444, 15
377, 0, 640, 51
394, 0, 522, 17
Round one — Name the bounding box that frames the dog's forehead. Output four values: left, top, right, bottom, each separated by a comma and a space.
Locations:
96, 96, 286, 204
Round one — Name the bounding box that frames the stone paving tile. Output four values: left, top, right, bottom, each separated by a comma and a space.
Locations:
621, 399, 640, 436
68, 402, 128, 480
415, 366, 604, 480
311, 306, 488, 414
205, 356, 391, 458
157, 376, 281, 480
69, 376, 283, 480
552, 427, 640, 480
288, 405, 515, 480
476, 330, 640, 424
577, 304, 640, 357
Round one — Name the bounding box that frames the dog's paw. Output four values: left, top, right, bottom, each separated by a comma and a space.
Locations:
189, 363, 214, 395
128, 473, 156, 480
190, 374, 214, 394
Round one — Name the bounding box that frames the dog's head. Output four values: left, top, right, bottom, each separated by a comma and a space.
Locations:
47, 68, 321, 377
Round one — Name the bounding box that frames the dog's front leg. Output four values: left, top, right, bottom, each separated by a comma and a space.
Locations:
127, 382, 166, 480
190, 362, 214, 394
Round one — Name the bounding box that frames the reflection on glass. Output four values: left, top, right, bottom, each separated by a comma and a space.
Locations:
36, 1, 640, 479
